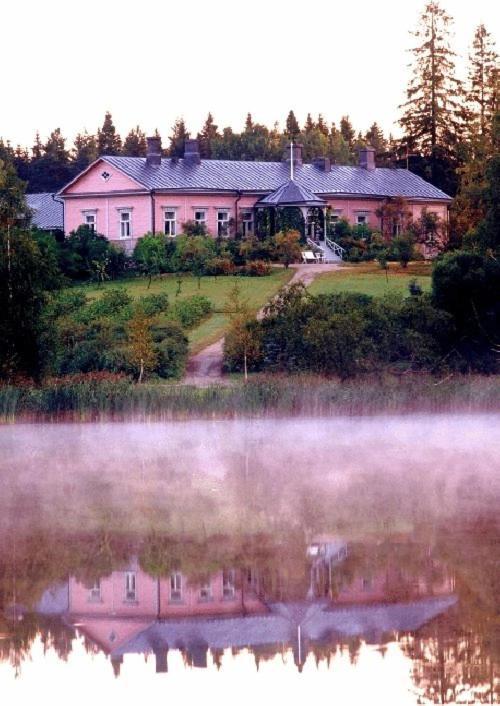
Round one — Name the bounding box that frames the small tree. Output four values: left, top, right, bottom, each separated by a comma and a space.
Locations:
133, 233, 168, 288
127, 310, 157, 383
223, 282, 261, 380
274, 230, 302, 268
391, 235, 415, 268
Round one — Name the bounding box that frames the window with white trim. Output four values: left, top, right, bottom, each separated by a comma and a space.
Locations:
217, 210, 230, 237
125, 572, 137, 601
88, 580, 101, 602
164, 209, 177, 236
222, 569, 235, 599
241, 210, 253, 236
194, 210, 207, 225
119, 210, 132, 238
83, 211, 97, 232
170, 572, 182, 602
356, 213, 369, 226
199, 577, 212, 601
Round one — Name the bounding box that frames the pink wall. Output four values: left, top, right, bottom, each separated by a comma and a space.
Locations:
69, 569, 266, 619
61, 159, 449, 246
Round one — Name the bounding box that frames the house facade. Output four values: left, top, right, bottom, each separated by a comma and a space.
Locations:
58, 137, 452, 254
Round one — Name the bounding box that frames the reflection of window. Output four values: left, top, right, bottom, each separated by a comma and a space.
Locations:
362, 577, 372, 591
241, 210, 253, 236
88, 580, 101, 602
217, 210, 230, 237
199, 577, 212, 601
222, 569, 235, 599
170, 572, 182, 602
194, 210, 206, 225
119, 210, 132, 238
164, 210, 177, 236
125, 572, 137, 601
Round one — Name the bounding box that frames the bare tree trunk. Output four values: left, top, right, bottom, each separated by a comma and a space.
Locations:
244, 349, 248, 382
138, 358, 144, 384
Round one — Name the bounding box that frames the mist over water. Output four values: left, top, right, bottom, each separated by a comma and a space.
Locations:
0, 414, 499, 703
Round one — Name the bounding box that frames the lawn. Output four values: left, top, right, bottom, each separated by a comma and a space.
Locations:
74, 269, 293, 353
308, 261, 433, 298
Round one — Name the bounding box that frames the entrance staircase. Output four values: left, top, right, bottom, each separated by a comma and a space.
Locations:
307, 237, 345, 263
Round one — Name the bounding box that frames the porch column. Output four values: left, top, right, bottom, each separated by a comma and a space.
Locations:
300, 207, 310, 241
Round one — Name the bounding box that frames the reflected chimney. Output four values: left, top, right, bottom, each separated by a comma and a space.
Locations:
146, 136, 162, 168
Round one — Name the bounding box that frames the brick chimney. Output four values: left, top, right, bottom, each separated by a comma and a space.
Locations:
184, 138, 201, 166
283, 143, 303, 168
146, 136, 162, 168
313, 156, 331, 172
358, 146, 376, 170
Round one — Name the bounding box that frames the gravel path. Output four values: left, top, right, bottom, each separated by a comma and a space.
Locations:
183, 263, 341, 386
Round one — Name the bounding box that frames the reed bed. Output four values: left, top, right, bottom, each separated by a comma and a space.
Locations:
1, 373, 499, 423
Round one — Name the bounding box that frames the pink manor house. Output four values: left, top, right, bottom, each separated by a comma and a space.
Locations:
29, 136, 452, 256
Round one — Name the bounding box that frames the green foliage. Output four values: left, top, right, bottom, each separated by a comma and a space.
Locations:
152, 321, 189, 379
60, 226, 127, 281
274, 230, 302, 268
136, 292, 169, 317
432, 251, 500, 371
133, 233, 169, 286
0, 228, 61, 379
171, 294, 213, 328
75, 288, 132, 324
204, 256, 236, 276
391, 235, 415, 268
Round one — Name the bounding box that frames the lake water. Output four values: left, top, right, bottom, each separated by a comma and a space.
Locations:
0, 415, 499, 704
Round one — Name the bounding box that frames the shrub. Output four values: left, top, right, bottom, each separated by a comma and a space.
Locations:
133, 233, 169, 286
181, 220, 208, 237
76, 288, 133, 324
390, 235, 415, 268
153, 321, 189, 379
240, 259, 271, 276
205, 256, 236, 276
171, 295, 213, 328
136, 292, 169, 317
45, 290, 88, 318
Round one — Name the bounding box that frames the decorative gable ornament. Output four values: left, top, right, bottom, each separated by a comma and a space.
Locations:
101, 171, 111, 182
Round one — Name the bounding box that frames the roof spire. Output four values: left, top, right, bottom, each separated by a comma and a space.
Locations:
290, 140, 294, 181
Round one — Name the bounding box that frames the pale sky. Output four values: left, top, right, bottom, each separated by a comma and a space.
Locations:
1, 0, 499, 149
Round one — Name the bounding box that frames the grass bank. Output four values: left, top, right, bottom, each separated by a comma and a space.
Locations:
1, 374, 499, 423
308, 261, 432, 298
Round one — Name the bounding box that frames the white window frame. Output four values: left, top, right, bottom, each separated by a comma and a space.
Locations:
170, 572, 182, 602
355, 212, 369, 226
117, 208, 132, 238
217, 209, 230, 237
241, 209, 254, 236
222, 569, 236, 599
199, 577, 212, 601
163, 208, 177, 237
82, 210, 97, 232
125, 571, 137, 601
88, 579, 101, 602
194, 209, 207, 226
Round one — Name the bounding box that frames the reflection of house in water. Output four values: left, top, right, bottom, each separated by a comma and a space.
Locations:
33, 553, 457, 676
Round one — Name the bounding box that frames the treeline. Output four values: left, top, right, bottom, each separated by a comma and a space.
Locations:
0, 4, 497, 209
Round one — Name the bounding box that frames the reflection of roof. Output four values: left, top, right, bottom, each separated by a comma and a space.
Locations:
109, 595, 457, 659
257, 180, 326, 207
60, 157, 452, 201
26, 193, 64, 230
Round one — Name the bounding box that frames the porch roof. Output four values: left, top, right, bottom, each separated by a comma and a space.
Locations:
257, 180, 327, 208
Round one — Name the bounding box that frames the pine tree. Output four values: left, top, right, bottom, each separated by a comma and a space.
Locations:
285, 110, 300, 139
365, 122, 387, 152
316, 114, 329, 137
168, 118, 190, 159
304, 113, 315, 133
97, 112, 122, 156
340, 116, 355, 148
466, 24, 498, 141
32, 132, 43, 159
399, 2, 463, 192
244, 113, 254, 133
73, 131, 98, 171
198, 112, 219, 158
122, 126, 147, 156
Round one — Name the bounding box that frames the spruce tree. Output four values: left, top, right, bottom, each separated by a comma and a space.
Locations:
244, 113, 254, 134
122, 126, 147, 156
399, 2, 463, 193
285, 110, 300, 139
198, 113, 219, 158
339, 116, 355, 148
316, 114, 329, 137
168, 118, 190, 159
466, 24, 498, 141
73, 131, 98, 172
97, 112, 122, 156
304, 113, 315, 133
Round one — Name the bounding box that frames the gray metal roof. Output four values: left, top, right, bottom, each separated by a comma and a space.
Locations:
84, 156, 452, 201
258, 179, 327, 207
26, 192, 64, 230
